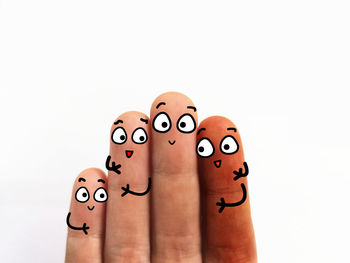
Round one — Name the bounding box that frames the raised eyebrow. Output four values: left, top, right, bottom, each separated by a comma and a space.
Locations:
156, 102, 166, 109
140, 118, 148, 124
227, 127, 237, 132
78, 177, 86, 182
187, 106, 197, 112
97, 179, 105, 184
197, 127, 206, 135
114, 120, 123, 125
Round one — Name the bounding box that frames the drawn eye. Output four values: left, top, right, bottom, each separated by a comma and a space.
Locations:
153, 112, 171, 133
132, 127, 148, 144
220, 135, 239, 154
177, 114, 196, 133
94, 187, 108, 202
112, 127, 127, 144
196, 138, 215, 157
75, 187, 89, 203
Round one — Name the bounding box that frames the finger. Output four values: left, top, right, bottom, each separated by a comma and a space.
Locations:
196, 116, 257, 262
150, 92, 202, 262
104, 111, 151, 262
65, 168, 108, 263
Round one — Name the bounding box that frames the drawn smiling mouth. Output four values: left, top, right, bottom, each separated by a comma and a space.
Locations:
87, 206, 95, 211
214, 160, 222, 168
125, 150, 134, 158
168, 140, 176, 145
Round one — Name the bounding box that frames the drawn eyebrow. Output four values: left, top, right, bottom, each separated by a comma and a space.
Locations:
197, 127, 206, 135
97, 179, 105, 184
78, 177, 86, 182
227, 127, 237, 132
114, 120, 123, 125
140, 118, 148, 124
187, 106, 197, 112
156, 102, 166, 109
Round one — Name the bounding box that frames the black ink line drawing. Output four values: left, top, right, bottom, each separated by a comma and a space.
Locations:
233, 162, 249, 181
105, 155, 121, 174
216, 183, 247, 213
66, 212, 89, 235
121, 178, 152, 197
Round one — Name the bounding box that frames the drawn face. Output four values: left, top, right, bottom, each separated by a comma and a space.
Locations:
196, 116, 245, 190
151, 92, 197, 146
150, 92, 198, 173
73, 174, 108, 211
68, 168, 107, 236
110, 111, 150, 161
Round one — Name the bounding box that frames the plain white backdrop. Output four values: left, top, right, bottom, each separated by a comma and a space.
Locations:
0, 1, 349, 262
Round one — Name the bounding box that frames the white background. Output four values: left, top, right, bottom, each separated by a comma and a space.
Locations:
0, 1, 349, 262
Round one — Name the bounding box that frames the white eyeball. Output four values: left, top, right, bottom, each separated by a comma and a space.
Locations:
153, 112, 171, 133
177, 114, 196, 133
196, 138, 215, 157
112, 127, 127, 144
220, 135, 239, 154
94, 187, 108, 202
132, 128, 148, 144
75, 187, 89, 203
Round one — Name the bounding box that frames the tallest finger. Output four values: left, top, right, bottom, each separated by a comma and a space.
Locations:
150, 92, 202, 262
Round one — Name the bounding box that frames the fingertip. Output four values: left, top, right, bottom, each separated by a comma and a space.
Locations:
198, 116, 237, 133
150, 91, 197, 121
196, 116, 244, 193
110, 111, 150, 133
76, 167, 107, 179
66, 168, 107, 261
73, 168, 108, 189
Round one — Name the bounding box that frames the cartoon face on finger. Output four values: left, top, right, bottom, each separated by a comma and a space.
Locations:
196, 116, 249, 212
106, 111, 150, 175
67, 168, 108, 235
151, 92, 197, 147
74, 176, 108, 211
196, 117, 242, 171
196, 116, 248, 191
111, 117, 148, 159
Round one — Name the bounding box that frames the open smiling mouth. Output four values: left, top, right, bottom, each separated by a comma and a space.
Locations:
125, 150, 134, 158
87, 206, 95, 211
168, 140, 176, 145
214, 160, 222, 168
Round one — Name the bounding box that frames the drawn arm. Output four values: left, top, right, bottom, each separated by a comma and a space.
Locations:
105, 155, 121, 175
66, 212, 89, 235
233, 161, 249, 181
121, 177, 152, 197
216, 183, 247, 213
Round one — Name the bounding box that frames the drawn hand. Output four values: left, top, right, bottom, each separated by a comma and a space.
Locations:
105, 155, 121, 174
65, 92, 256, 263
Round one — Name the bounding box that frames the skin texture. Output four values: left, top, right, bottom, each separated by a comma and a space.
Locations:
65, 93, 257, 262
65, 168, 108, 263
197, 116, 257, 263
150, 92, 202, 262
104, 111, 151, 262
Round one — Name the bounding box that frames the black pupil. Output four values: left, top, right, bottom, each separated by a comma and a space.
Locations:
224, 144, 230, 150
100, 193, 105, 198
82, 193, 87, 197
162, 122, 168, 128
120, 135, 125, 140
180, 122, 186, 128
198, 146, 204, 152
139, 136, 145, 141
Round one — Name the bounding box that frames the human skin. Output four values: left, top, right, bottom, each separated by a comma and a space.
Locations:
65, 92, 256, 263
150, 92, 202, 262
65, 168, 108, 263
197, 116, 257, 263
104, 111, 151, 262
